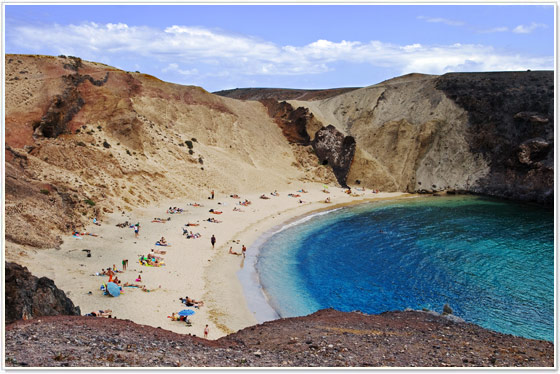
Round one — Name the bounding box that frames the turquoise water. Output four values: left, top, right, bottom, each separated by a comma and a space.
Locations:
256, 195, 554, 341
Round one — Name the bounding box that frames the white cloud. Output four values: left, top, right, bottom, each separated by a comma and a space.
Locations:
477, 26, 509, 34
162, 63, 198, 76
417, 16, 465, 27
512, 22, 547, 34
8, 22, 553, 79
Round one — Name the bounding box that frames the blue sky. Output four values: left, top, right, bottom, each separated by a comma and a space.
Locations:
4, 4, 555, 91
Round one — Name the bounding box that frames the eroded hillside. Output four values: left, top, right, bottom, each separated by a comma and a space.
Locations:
5, 54, 335, 249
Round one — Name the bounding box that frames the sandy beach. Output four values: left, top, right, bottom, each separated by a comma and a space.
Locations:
8, 183, 407, 339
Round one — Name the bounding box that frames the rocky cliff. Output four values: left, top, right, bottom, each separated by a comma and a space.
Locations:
5, 262, 81, 324
289, 72, 553, 203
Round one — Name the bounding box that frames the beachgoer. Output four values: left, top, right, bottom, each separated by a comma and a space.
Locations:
211, 190, 214, 200
229, 247, 241, 256
85, 309, 112, 317
134, 223, 140, 237
125, 259, 129, 269
241, 245, 247, 258
204, 324, 209, 338
122, 259, 126, 271
211, 235, 216, 249
136, 274, 142, 282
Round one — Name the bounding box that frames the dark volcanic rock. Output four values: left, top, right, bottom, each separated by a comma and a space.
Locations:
260, 99, 315, 145
5, 262, 81, 324
312, 125, 356, 187
435, 71, 554, 204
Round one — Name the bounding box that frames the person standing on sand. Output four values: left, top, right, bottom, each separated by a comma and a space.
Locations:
204, 324, 209, 338
211, 235, 216, 249
122, 259, 126, 271
211, 190, 215, 200
242, 245, 247, 258
134, 222, 140, 238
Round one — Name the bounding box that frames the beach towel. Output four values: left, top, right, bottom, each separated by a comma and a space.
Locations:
155, 242, 170, 246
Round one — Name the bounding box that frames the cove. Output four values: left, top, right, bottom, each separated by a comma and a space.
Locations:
255, 195, 554, 342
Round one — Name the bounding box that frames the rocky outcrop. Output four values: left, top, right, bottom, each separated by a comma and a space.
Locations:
290, 71, 553, 204
260, 99, 313, 145
311, 125, 356, 187
5, 262, 81, 324
435, 72, 554, 204
4, 309, 553, 367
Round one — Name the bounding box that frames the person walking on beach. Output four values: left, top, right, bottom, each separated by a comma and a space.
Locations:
122, 259, 126, 271
134, 222, 140, 238
242, 245, 247, 258
204, 324, 209, 338
211, 190, 215, 200
211, 235, 216, 249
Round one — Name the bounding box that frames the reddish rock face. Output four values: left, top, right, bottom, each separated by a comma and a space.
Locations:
260, 99, 313, 145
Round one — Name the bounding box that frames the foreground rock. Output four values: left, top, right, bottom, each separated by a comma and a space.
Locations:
5, 262, 81, 324
5, 310, 552, 367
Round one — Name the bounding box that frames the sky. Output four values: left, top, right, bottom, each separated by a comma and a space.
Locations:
4, 3, 556, 92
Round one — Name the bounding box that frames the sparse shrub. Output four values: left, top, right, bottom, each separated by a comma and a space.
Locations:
75, 129, 80, 133
58, 55, 67, 58
126, 149, 131, 156
198, 157, 204, 164
103, 140, 111, 148
191, 138, 198, 142
97, 125, 102, 130
185, 140, 193, 149
84, 199, 96, 206
189, 149, 194, 155
40, 189, 50, 195
117, 143, 120, 145
77, 141, 86, 147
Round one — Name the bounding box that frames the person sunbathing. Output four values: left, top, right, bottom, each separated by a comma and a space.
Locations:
230, 194, 240, 199
123, 282, 142, 287
270, 190, 279, 196
288, 194, 301, 198
324, 197, 331, 203
209, 209, 223, 214
297, 189, 308, 193
185, 223, 199, 226
152, 249, 167, 255
179, 296, 204, 307
322, 189, 330, 194
85, 309, 112, 317
206, 218, 222, 223
229, 247, 241, 256
189, 203, 203, 207
233, 207, 244, 212
260, 194, 270, 199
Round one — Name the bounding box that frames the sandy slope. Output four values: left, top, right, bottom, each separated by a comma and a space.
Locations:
8, 183, 406, 339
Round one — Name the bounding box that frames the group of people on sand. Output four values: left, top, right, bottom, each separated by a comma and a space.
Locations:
167, 207, 184, 214
184, 230, 202, 239
139, 253, 165, 267
228, 244, 246, 258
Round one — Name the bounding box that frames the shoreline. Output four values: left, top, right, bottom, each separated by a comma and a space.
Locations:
5, 183, 409, 339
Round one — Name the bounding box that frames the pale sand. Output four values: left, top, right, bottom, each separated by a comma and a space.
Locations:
10, 183, 408, 339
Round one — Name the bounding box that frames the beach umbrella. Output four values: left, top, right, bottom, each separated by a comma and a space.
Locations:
106, 282, 121, 297
178, 309, 195, 316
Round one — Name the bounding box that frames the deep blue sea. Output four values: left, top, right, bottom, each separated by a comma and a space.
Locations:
255, 195, 554, 342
